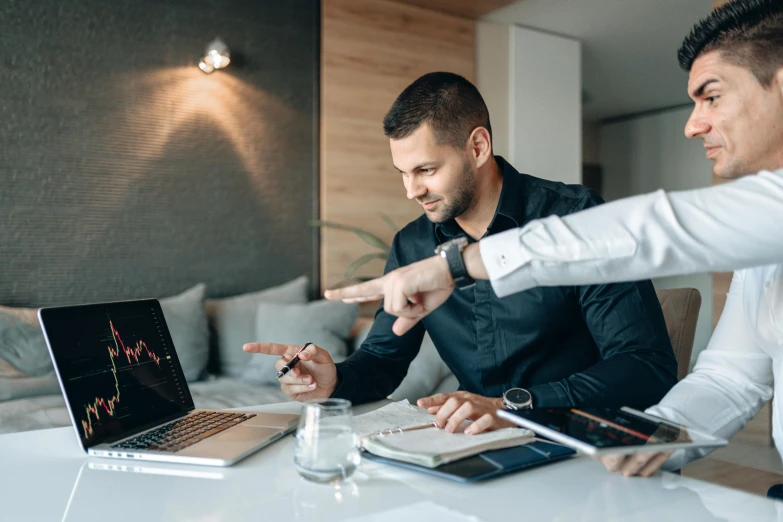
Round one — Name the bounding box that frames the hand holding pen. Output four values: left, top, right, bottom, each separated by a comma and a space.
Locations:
276, 342, 313, 379
242, 341, 339, 402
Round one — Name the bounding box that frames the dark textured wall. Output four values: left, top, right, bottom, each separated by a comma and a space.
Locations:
0, 0, 319, 306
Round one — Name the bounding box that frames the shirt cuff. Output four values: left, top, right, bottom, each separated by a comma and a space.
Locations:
479, 229, 537, 298
330, 364, 354, 401
644, 405, 689, 472
528, 381, 572, 408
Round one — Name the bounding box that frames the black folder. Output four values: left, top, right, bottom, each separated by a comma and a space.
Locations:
361, 440, 575, 482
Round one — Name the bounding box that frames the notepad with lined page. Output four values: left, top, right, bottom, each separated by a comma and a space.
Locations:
354, 401, 535, 468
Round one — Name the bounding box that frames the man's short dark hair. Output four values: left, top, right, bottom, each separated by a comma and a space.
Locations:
678, 0, 783, 86
383, 72, 492, 150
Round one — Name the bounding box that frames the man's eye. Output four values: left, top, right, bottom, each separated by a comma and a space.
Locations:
422, 168, 433, 174
706, 96, 718, 104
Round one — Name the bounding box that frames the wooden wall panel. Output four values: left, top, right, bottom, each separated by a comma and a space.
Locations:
321, 0, 474, 290
388, 0, 518, 20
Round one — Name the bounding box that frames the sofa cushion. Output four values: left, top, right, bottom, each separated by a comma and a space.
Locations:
0, 394, 72, 435
159, 283, 209, 382
188, 377, 292, 410
243, 299, 358, 385
205, 276, 309, 378
0, 306, 60, 402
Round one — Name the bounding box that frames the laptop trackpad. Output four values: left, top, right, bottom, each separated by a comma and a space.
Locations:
177, 426, 282, 457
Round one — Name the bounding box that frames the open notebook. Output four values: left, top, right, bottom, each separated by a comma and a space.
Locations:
353, 401, 535, 468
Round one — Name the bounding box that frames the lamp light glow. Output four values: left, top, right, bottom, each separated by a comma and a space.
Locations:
199, 38, 230, 74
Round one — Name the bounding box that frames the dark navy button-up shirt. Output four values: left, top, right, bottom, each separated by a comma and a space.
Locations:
333, 157, 677, 408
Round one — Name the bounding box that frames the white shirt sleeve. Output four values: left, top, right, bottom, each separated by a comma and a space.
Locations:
645, 271, 774, 470
479, 169, 783, 298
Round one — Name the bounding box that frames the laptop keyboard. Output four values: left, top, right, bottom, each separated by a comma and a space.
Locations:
111, 411, 256, 453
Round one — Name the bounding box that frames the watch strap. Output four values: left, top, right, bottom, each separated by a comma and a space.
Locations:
443, 241, 475, 289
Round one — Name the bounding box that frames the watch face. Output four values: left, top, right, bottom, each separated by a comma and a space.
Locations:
506, 388, 531, 406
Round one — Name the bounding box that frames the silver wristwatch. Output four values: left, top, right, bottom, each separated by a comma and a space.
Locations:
502, 388, 533, 410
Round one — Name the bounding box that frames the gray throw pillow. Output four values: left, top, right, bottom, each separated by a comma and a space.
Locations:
159, 283, 208, 382
0, 305, 60, 402
205, 276, 309, 378
242, 299, 358, 385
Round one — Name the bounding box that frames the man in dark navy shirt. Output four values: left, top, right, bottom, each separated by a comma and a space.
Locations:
246, 72, 677, 435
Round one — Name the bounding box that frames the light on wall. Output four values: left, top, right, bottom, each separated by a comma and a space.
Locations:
199, 38, 231, 74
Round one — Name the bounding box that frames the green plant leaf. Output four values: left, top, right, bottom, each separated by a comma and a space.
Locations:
379, 213, 399, 233
309, 220, 390, 252
344, 252, 387, 278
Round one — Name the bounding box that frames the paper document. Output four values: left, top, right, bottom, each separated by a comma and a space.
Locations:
352, 400, 437, 437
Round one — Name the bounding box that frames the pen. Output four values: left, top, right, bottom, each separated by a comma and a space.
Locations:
276, 342, 313, 380
370, 421, 438, 437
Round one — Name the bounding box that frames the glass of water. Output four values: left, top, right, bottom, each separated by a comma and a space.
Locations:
294, 398, 360, 483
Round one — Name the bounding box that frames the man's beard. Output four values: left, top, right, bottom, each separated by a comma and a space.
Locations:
425, 158, 477, 224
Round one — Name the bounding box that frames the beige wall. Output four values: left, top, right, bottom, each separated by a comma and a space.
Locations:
320, 0, 474, 290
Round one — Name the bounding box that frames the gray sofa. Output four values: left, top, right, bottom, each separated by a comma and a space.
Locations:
0, 276, 457, 435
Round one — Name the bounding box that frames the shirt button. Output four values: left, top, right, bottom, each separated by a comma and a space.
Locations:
500, 254, 507, 267
766, 281, 773, 289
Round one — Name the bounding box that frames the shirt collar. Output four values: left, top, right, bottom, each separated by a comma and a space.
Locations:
435, 156, 524, 243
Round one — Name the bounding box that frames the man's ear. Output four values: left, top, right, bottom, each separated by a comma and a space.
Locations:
774, 67, 783, 98
468, 127, 492, 168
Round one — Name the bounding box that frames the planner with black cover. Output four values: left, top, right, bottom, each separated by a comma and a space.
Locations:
354, 401, 535, 468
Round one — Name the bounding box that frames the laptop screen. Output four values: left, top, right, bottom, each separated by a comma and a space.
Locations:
40, 300, 194, 449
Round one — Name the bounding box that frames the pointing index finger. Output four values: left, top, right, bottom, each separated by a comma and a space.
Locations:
243, 342, 299, 357
324, 278, 385, 301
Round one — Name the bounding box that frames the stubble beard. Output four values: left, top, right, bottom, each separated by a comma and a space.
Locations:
426, 158, 477, 224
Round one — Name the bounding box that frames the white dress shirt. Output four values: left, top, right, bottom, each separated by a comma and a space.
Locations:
479, 169, 783, 468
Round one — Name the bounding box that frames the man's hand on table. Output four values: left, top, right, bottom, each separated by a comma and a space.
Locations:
417, 391, 516, 435
242, 342, 338, 401
596, 451, 673, 477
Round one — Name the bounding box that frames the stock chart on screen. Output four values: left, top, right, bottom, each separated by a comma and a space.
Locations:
44, 301, 192, 447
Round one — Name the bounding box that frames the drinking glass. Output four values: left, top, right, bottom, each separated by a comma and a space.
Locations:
294, 398, 360, 483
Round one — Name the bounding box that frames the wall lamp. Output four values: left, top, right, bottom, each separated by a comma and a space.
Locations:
199, 38, 231, 74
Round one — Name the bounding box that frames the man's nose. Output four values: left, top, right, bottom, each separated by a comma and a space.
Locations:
684, 108, 710, 139
406, 177, 427, 200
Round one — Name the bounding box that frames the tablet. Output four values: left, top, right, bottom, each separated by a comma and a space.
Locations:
497, 407, 727, 456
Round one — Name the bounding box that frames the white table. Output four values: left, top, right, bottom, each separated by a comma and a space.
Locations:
1, 401, 781, 522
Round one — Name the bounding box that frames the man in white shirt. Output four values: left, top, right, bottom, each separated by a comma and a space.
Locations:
326, 0, 783, 477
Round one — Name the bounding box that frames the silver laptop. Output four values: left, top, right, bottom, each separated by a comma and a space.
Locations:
39, 299, 298, 466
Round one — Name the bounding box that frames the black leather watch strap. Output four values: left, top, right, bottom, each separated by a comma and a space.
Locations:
439, 239, 475, 289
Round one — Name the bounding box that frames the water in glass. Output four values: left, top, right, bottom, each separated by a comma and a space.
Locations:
294, 399, 360, 483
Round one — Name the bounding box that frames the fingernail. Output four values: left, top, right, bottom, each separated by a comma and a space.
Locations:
445, 425, 453, 434
464, 428, 474, 435
308, 384, 316, 389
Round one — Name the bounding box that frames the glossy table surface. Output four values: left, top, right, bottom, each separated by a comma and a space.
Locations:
1, 401, 781, 522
